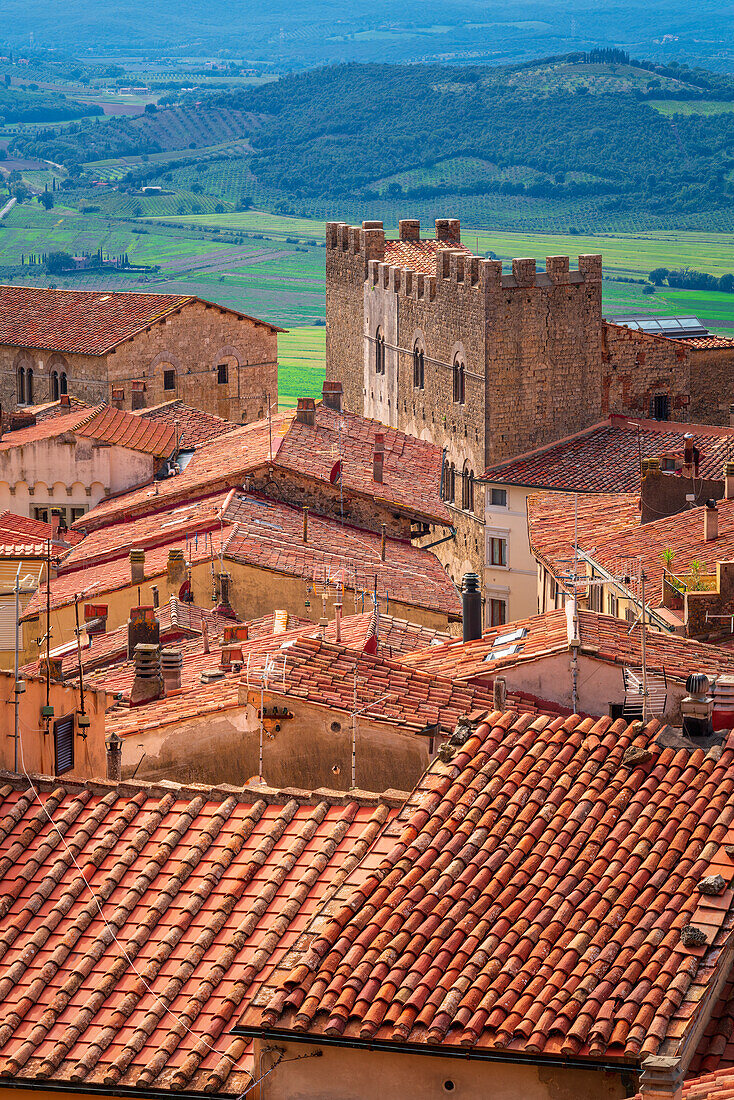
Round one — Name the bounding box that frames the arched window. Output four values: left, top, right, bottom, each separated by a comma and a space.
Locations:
17, 367, 25, 405
453, 356, 465, 404
375, 328, 385, 375
448, 462, 455, 503
461, 463, 474, 511
60, 371, 67, 396
26, 368, 33, 405
413, 342, 424, 390
51, 371, 59, 401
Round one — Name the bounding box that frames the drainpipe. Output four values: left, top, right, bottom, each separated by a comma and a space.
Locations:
421, 526, 456, 550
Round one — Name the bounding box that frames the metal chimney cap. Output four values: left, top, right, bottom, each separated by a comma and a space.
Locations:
686, 672, 711, 695
461, 572, 480, 592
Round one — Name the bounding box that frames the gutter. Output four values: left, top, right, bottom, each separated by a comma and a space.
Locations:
232, 1026, 639, 1077
0, 1079, 238, 1100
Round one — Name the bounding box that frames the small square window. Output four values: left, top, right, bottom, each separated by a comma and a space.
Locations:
217, 363, 228, 385
490, 488, 507, 507
163, 370, 176, 391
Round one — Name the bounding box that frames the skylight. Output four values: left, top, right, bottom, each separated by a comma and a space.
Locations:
484, 645, 522, 662
491, 627, 527, 647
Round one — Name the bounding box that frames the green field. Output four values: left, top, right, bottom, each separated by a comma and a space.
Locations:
149, 211, 328, 243
277, 326, 326, 407
648, 100, 734, 117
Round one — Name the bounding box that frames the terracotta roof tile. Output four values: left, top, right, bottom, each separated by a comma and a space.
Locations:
483, 414, 734, 491
528, 491, 734, 602
135, 401, 237, 449
384, 238, 470, 276
0, 403, 176, 458
0, 286, 281, 356
77, 404, 449, 533
403, 608, 734, 685
687, 336, 734, 351
245, 714, 734, 1064
222, 493, 460, 618
0, 773, 399, 1091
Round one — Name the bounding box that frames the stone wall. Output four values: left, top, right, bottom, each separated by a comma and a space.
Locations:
689, 345, 734, 425
685, 561, 734, 640
0, 300, 279, 424
602, 322, 690, 420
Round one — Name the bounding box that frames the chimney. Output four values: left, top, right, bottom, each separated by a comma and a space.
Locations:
493, 676, 507, 711
704, 498, 718, 541
84, 603, 108, 636
295, 397, 316, 426
129, 548, 145, 585
335, 602, 342, 643
380, 523, 386, 561
303, 506, 309, 543
682, 673, 713, 739
130, 643, 164, 706
127, 605, 159, 659
167, 548, 186, 587
161, 648, 183, 695
462, 573, 482, 643
202, 619, 210, 653
220, 623, 248, 669
216, 571, 237, 619
60, 393, 70, 407
151, 584, 159, 609
111, 387, 124, 411
399, 219, 420, 242
683, 437, 700, 478
725, 462, 734, 500
39, 655, 63, 683
373, 432, 385, 483
639, 1058, 683, 1100
51, 513, 60, 541
322, 380, 343, 412
105, 730, 123, 782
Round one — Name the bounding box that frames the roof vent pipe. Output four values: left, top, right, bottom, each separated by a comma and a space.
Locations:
161, 648, 183, 695
461, 573, 482, 643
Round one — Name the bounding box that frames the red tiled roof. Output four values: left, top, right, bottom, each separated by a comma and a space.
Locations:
222, 493, 460, 617
384, 237, 470, 276
0, 772, 400, 1092
21, 528, 228, 619
76, 404, 449, 533
274, 405, 451, 527
0, 285, 282, 356
528, 491, 734, 602
135, 401, 238, 449
0, 403, 176, 458
403, 608, 734, 685
687, 336, 734, 351
60, 493, 226, 573
483, 414, 734, 491
248, 713, 734, 1064
28, 396, 90, 420
0, 511, 83, 555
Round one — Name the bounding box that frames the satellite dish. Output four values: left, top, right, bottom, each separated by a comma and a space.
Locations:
329, 459, 342, 484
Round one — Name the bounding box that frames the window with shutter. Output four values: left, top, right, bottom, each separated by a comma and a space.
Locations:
54, 715, 74, 775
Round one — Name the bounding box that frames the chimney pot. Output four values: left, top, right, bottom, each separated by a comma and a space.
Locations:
161, 648, 183, 695
295, 397, 316, 426
216, 571, 237, 618
130, 642, 163, 706
462, 573, 483, 643
724, 461, 734, 500
202, 620, 210, 653
704, 498, 719, 542
60, 393, 70, 407
105, 730, 123, 782
322, 380, 343, 411
167, 547, 186, 587
129, 547, 145, 585
493, 676, 507, 711
335, 602, 342, 643
639, 1056, 683, 1100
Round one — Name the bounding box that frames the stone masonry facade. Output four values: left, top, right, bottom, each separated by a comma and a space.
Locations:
325, 217, 606, 603
2, 299, 279, 424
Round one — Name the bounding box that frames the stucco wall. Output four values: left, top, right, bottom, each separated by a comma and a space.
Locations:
121, 692, 429, 793
255, 1038, 631, 1100
0, 438, 155, 522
